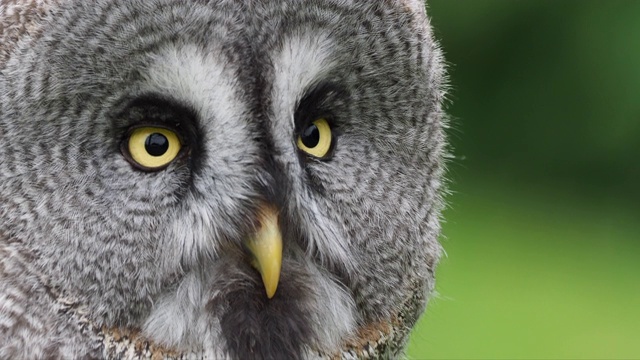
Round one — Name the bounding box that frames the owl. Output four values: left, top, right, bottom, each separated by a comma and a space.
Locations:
0, 0, 447, 358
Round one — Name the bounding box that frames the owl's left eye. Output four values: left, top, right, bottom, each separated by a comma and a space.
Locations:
123, 126, 182, 171
297, 118, 333, 159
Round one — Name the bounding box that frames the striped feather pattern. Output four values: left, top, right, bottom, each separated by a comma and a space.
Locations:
0, 1, 447, 358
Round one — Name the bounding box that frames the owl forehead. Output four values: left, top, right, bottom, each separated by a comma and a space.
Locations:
141, 32, 337, 139
270, 33, 336, 129
134, 3, 428, 129
144, 29, 335, 108
32, 0, 427, 121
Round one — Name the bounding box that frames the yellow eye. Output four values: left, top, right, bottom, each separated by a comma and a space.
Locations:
297, 118, 332, 158
126, 127, 182, 170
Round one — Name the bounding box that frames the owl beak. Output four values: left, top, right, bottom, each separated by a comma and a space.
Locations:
245, 206, 283, 299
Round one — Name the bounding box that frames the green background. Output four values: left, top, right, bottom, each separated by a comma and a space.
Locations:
407, 1, 640, 359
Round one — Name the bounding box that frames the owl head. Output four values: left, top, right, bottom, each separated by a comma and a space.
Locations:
0, 0, 446, 358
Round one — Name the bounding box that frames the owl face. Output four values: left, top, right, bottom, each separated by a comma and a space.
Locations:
0, 0, 445, 358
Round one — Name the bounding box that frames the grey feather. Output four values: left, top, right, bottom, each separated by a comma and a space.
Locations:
0, 0, 447, 358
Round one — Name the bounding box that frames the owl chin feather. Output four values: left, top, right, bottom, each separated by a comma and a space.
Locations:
143, 217, 357, 358
209, 261, 324, 359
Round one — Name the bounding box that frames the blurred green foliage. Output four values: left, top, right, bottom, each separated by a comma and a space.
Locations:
407, 1, 640, 358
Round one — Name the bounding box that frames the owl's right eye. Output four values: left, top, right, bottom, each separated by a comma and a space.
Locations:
123, 126, 182, 171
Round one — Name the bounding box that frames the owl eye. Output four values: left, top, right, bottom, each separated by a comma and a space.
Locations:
124, 126, 182, 170
297, 118, 333, 158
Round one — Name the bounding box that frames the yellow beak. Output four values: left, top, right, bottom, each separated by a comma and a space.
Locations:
245, 205, 283, 299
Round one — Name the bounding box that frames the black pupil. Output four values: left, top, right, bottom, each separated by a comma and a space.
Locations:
145, 133, 169, 156
300, 124, 320, 148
